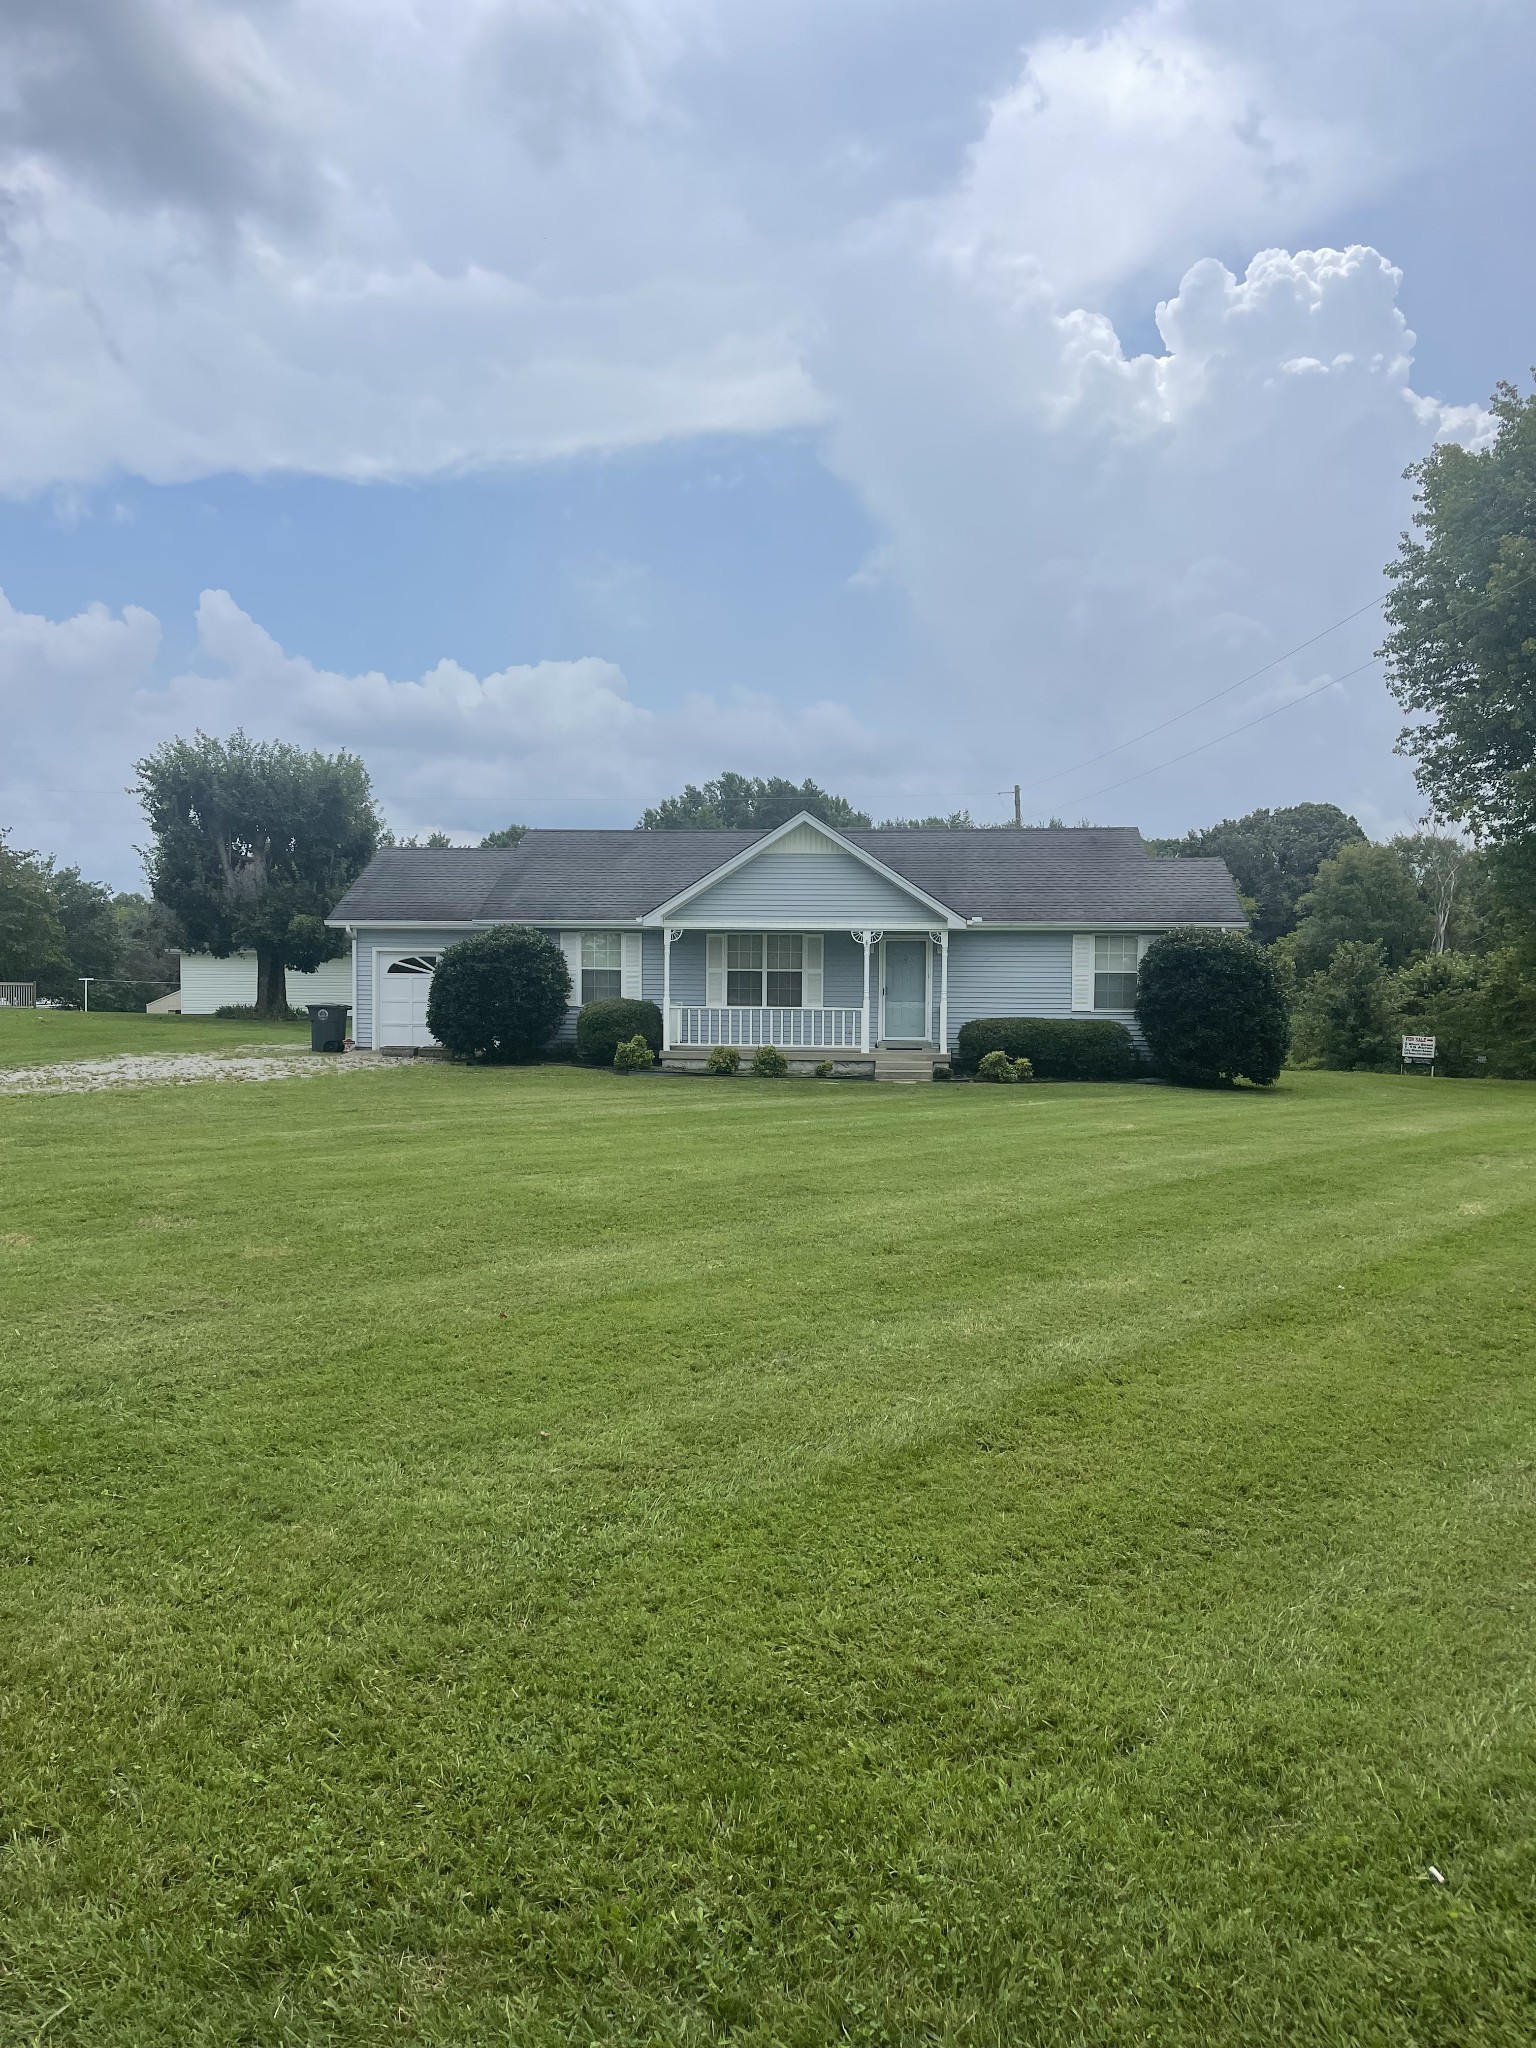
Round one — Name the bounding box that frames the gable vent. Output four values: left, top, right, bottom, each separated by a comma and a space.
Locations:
773, 823, 828, 854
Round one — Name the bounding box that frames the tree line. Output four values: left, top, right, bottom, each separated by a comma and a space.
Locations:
3, 379, 1533, 1036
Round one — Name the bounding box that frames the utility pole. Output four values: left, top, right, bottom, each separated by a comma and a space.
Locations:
1013, 784, 1022, 829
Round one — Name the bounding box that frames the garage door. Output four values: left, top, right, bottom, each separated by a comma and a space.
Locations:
377, 953, 440, 1047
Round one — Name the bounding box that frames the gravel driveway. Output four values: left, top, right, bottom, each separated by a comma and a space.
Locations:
0, 1049, 390, 1096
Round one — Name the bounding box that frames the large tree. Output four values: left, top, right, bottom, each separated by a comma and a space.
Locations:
0, 831, 67, 992
640, 772, 871, 831
1284, 840, 1435, 977
86, 893, 185, 1011
135, 732, 380, 1018
1382, 379, 1536, 841
41, 867, 122, 1004
1146, 803, 1365, 945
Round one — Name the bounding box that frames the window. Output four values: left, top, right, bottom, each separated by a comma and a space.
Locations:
581, 931, 623, 1003
1094, 933, 1139, 1010
726, 933, 764, 1006
766, 933, 803, 1007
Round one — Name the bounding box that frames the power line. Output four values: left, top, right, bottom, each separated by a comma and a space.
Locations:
1017, 594, 1385, 796
1071, 657, 1377, 802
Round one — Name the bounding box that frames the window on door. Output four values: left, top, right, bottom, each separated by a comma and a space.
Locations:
581, 932, 623, 1003
1094, 934, 1139, 1010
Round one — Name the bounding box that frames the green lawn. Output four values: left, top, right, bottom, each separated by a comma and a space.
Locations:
0, 1009, 310, 1068
2, 1066, 1533, 2045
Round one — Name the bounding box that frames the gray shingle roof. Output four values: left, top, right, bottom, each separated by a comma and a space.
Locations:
844, 828, 1245, 924
328, 823, 1245, 927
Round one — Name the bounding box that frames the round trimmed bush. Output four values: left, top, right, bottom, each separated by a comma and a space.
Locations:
577, 997, 663, 1067
814, 1060, 835, 1078
425, 925, 571, 1063
613, 1033, 654, 1071
1136, 927, 1289, 1087
751, 1044, 789, 1077
976, 1049, 1019, 1082
705, 1044, 740, 1075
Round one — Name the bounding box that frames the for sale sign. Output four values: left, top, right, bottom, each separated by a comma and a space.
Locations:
1401, 1035, 1436, 1062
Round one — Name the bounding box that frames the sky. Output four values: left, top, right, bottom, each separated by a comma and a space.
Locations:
1, 0, 1533, 887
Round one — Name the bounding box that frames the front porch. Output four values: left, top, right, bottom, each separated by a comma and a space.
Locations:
658, 926, 950, 1059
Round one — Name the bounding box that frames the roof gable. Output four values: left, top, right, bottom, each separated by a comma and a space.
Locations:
652, 812, 960, 924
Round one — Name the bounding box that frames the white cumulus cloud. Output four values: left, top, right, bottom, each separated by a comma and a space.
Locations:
0, 588, 919, 886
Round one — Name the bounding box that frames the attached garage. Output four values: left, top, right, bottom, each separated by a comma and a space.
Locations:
375, 952, 440, 1047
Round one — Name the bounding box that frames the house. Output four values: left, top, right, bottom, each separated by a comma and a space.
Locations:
172, 951, 354, 1015
326, 813, 1245, 1073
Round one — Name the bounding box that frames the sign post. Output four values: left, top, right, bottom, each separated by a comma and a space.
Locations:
1401, 1034, 1436, 1076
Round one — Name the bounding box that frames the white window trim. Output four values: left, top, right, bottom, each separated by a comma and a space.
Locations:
1075, 931, 1156, 1014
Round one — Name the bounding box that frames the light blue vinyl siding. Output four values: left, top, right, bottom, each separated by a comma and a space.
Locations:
945, 931, 1073, 1047
822, 932, 866, 1009
943, 930, 1144, 1052
665, 929, 869, 1011
641, 928, 664, 1004
666, 931, 707, 1006
679, 845, 936, 925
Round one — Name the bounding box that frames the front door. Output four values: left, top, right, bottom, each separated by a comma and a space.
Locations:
882, 938, 928, 1043
377, 953, 439, 1047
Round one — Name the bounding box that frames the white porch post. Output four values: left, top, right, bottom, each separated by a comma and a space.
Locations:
939, 929, 949, 1057
662, 927, 673, 1050
856, 930, 872, 1053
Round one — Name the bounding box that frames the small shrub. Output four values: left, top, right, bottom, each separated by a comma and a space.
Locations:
213, 1002, 308, 1023
706, 1044, 740, 1075
1013, 1056, 1035, 1081
932, 1064, 952, 1081
426, 926, 571, 1063
613, 1033, 654, 1071
954, 1017, 1140, 1079
814, 1060, 835, 1078
751, 1044, 789, 1077
577, 997, 663, 1067
976, 1049, 1019, 1082
1137, 928, 1289, 1086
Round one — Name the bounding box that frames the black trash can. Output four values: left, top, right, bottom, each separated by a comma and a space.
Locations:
307, 1003, 349, 1052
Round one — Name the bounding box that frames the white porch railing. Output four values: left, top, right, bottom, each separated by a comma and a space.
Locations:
670, 1006, 863, 1049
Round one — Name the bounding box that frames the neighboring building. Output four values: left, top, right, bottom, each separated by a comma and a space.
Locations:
327, 813, 1245, 1073
175, 951, 353, 1015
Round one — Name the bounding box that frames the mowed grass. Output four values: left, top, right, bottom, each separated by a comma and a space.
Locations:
1, 1066, 1534, 2046
0, 1010, 309, 1069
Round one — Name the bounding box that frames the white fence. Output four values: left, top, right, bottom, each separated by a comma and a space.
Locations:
670, 1006, 863, 1049
0, 982, 37, 1008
